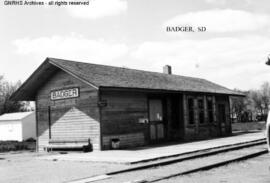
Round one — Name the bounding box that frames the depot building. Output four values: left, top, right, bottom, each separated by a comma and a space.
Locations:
11, 58, 244, 151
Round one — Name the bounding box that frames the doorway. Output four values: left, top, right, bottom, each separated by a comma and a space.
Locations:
218, 104, 226, 135
148, 99, 165, 142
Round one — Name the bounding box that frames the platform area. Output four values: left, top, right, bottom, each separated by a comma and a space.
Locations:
39, 131, 266, 164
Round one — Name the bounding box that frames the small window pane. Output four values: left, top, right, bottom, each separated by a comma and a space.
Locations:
199, 110, 204, 124
198, 99, 204, 124
198, 99, 203, 109
208, 111, 213, 123
207, 99, 213, 110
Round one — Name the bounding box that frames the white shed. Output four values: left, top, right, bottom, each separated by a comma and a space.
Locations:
0, 112, 36, 141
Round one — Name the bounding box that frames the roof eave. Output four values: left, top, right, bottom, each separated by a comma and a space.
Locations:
99, 86, 245, 96
10, 57, 100, 101
10, 58, 50, 101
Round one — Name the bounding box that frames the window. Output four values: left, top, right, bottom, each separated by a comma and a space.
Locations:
207, 97, 214, 123
198, 98, 204, 124
188, 98, 194, 124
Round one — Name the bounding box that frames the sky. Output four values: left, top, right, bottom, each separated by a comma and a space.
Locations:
1, 0, 270, 91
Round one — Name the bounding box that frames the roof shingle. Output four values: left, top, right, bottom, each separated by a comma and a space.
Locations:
49, 58, 243, 96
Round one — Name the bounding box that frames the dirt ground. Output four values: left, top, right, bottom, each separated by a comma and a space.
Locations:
0, 151, 129, 183
160, 153, 270, 183
0, 134, 269, 183
2, 148, 269, 183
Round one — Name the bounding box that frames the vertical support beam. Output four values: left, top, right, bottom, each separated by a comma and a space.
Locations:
183, 94, 188, 129
48, 106, 51, 139
228, 96, 232, 134
35, 101, 39, 152
213, 96, 217, 123
203, 95, 208, 123
194, 97, 199, 134
183, 94, 188, 140
166, 96, 172, 140
98, 89, 103, 150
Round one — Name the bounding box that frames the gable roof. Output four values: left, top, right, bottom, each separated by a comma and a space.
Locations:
11, 57, 244, 101
0, 112, 34, 121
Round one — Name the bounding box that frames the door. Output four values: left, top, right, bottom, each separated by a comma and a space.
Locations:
149, 99, 165, 142
218, 104, 226, 135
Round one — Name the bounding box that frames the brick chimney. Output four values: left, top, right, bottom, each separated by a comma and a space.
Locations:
163, 65, 172, 74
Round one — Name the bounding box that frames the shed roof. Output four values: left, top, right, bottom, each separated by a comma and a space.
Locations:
0, 112, 34, 121
11, 57, 244, 101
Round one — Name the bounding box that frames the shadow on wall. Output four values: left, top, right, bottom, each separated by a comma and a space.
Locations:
37, 104, 99, 145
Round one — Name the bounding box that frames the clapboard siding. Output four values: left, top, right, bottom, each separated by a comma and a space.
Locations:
100, 91, 148, 149
35, 70, 100, 151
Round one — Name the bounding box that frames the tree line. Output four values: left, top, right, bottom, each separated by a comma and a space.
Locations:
231, 82, 270, 122
0, 75, 32, 115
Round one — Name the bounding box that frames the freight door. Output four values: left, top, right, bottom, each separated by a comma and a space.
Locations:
149, 99, 165, 142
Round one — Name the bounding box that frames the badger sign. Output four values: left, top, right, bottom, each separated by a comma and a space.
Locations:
50, 88, 79, 101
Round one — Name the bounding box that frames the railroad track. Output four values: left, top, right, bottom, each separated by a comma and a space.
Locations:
66, 138, 268, 183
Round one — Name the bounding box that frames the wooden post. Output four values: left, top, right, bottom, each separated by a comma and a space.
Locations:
35, 102, 39, 152
183, 94, 188, 129
204, 95, 208, 123
213, 96, 217, 123
194, 97, 199, 134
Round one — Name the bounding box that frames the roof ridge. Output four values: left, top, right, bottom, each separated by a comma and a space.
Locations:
48, 57, 207, 81
11, 57, 244, 101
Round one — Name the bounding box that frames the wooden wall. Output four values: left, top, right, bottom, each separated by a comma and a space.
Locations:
100, 91, 231, 149
34, 69, 232, 151
35, 70, 100, 151
183, 94, 231, 140
100, 91, 148, 149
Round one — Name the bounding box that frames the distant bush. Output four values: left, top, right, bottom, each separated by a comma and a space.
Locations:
232, 121, 266, 132
25, 138, 36, 142
0, 140, 35, 152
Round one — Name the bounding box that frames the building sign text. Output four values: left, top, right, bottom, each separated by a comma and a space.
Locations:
50, 87, 79, 100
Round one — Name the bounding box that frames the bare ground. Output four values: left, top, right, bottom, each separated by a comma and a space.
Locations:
0, 151, 129, 183
1, 150, 270, 183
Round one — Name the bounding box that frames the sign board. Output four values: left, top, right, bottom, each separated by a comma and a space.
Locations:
98, 100, 107, 107
138, 118, 149, 124
50, 87, 79, 101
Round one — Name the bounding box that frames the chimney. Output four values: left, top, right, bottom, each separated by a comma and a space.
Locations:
163, 65, 172, 74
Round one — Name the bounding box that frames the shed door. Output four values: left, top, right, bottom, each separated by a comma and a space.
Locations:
149, 99, 165, 141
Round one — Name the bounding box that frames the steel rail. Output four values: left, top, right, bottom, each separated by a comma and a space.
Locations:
145, 148, 268, 183
65, 138, 267, 183
107, 139, 266, 175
